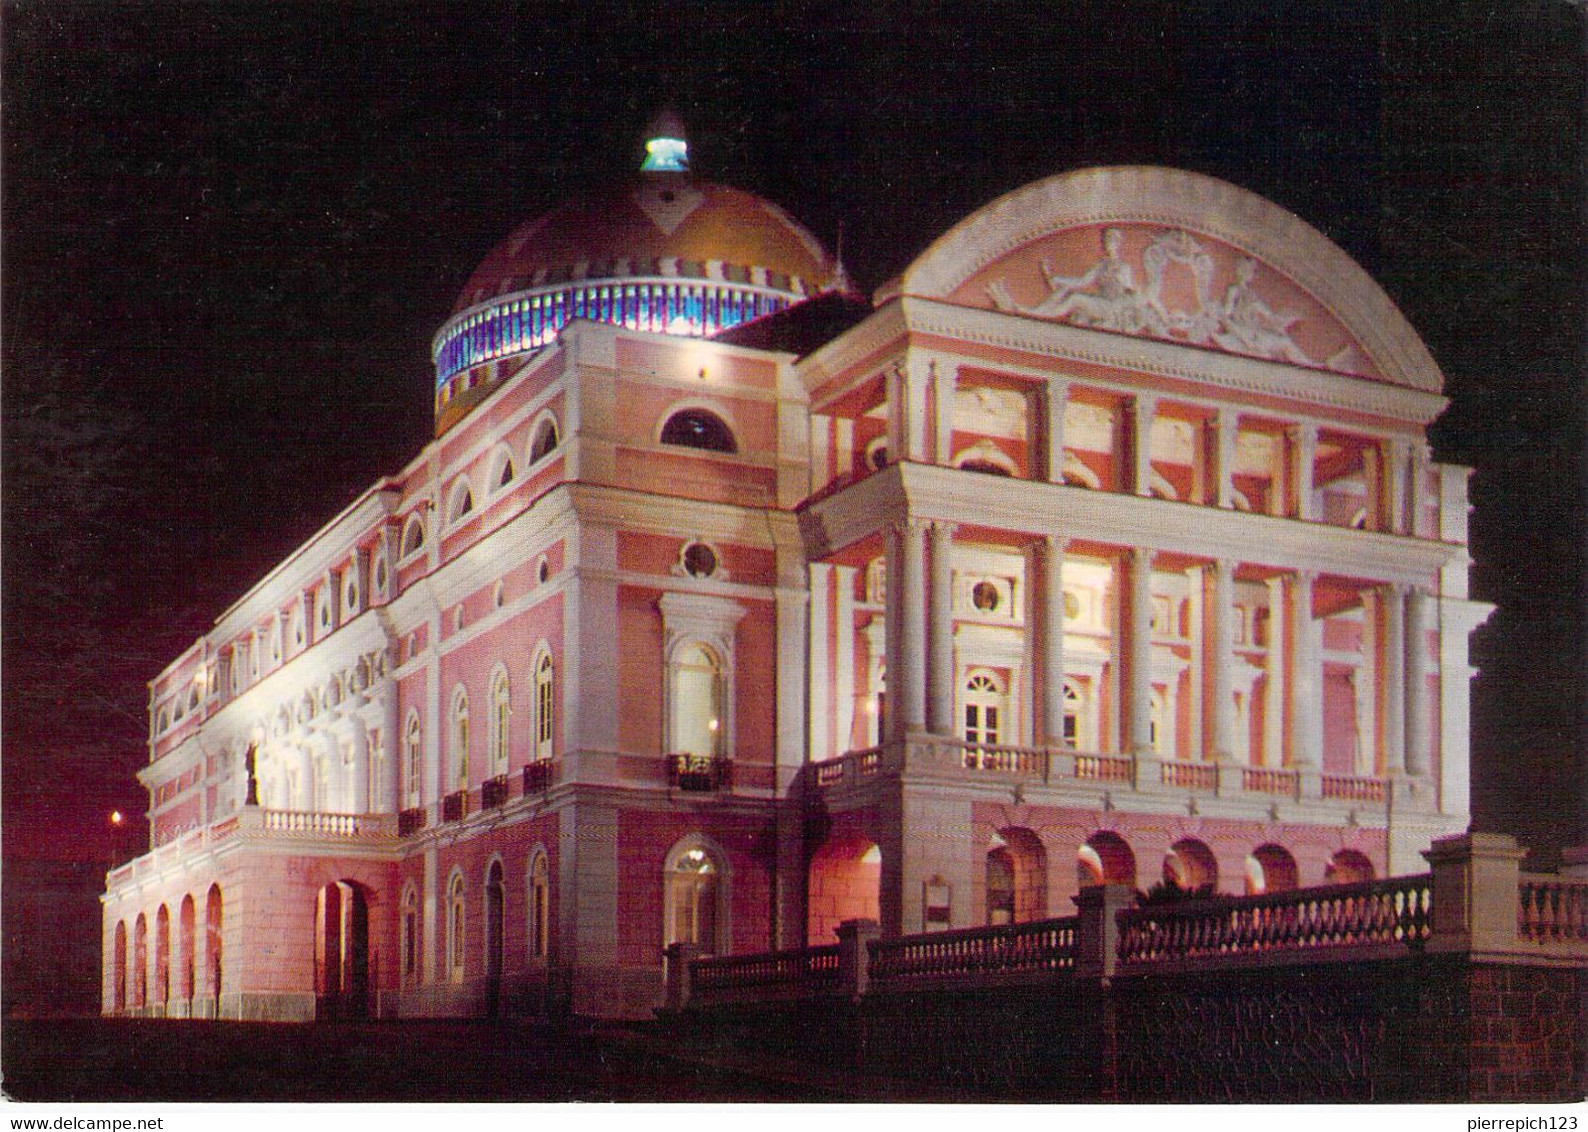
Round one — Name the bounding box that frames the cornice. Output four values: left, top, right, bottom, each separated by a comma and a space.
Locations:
895, 296, 1449, 428
207, 490, 401, 647
800, 463, 1462, 586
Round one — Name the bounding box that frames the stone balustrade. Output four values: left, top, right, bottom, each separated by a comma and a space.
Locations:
1117, 874, 1433, 966
869, 915, 1078, 987
1517, 873, 1588, 949
806, 738, 1393, 812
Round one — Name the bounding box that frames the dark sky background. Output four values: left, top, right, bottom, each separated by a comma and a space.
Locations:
3, 2, 1582, 1009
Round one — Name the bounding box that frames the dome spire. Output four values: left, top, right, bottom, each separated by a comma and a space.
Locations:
641, 109, 689, 173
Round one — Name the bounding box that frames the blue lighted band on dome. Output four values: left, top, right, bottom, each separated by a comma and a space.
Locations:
433, 281, 792, 388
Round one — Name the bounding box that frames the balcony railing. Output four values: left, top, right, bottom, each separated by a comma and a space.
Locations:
1073, 753, 1133, 783
481, 774, 510, 810
668, 753, 731, 792
1241, 766, 1300, 797
522, 759, 554, 795
1321, 773, 1386, 803
440, 790, 467, 823
1160, 760, 1218, 791
397, 807, 426, 838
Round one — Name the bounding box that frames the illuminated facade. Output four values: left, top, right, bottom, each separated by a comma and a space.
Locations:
102, 134, 1490, 1020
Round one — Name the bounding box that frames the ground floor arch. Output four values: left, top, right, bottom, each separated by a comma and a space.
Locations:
1079, 831, 1137, 889
315, 880, 370, 1020
1163, 838, 1219, 893
986, 827, 1048, 924
1325, 848, 1375, 885
204, 885, 223, 1009
1246, 844, 1300, 894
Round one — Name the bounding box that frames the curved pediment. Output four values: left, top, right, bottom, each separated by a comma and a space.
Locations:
891, 167, 1442, 393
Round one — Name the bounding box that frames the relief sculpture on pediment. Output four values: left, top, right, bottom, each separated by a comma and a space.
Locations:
986, 226, 1328, 371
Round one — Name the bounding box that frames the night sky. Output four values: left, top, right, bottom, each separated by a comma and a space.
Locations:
3, 2, 1582, 1009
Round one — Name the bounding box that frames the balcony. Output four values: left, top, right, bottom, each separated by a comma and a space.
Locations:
803, 736, 1399, 815
440, 790, 468, 823
668, 753, 732, 792
522, 760, 554, 795
397, 807, 427, 837
481, 774, 510, 810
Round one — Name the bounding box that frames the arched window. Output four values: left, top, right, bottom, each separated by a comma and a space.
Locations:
484, 860, 505, 983
132, 914, 148, 1010
404, 712, 422, 808
963, 670, 1004, 748
178, 895, 196, 1002
533, 649, 555, 761
447, 871, 466, 982
447, 479, 475, 524
204, 885, 223, 1007
113, 921, 128, 1013
660, 409, 737, 453
400, 885, 419, 986
672, 644, 722, 758
488, 445, 516, 491
450, 687, 470, 789
154, 905, 171, 1009
528, 850, 550, 959
400, 514, 426, 558
490, 667, 511, 774
664, 840, 724, 954
529, 414, 560, 463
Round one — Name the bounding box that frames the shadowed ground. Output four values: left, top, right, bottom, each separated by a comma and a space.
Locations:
1, 1016, 963, 1103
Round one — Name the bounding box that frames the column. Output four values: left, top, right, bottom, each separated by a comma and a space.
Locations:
349, 721, 370, 813
808, 413, 831, 496
1361, 444, 1384, 532
1208, 558, 1237, 760
1381, 583, 1407, 774
926, 522, 956, 736
1262, 577, 1286, 766
1354, 590, 1378, 774
1044, 380, 1070, 483
884, 363, 906, 469
1127, 548, 1154, 754
1288, 421, 1318, 520
1386, 438, 1411, 535
1405, 586, 1432, 777
886, 521, 927, 736
1129, 395, 1156, 496
904, 356, 931, 462
1211, 407, 1238, 508
833, 565, 857, 758
932, 361, 956, 465
1288, 570, 1321, 767
1039, 536, 1069, 745
1408, 443, 1431, 538
807, 564, 833, 763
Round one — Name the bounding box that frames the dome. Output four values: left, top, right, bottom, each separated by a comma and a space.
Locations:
432, 129, 841, 432
451, 179, 839, 317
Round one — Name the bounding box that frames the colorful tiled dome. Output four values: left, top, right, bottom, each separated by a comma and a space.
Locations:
432, 125, 840, 431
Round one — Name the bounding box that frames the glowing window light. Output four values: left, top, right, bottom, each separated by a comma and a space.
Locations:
641, 136, 689, 173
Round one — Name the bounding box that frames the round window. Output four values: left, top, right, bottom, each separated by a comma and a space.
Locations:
683, 542, 718, 578
972, 581, 1000, 612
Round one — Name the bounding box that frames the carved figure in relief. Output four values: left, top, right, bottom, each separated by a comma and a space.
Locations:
986, 227, 1164, 335
1212, 256, 1312, 365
